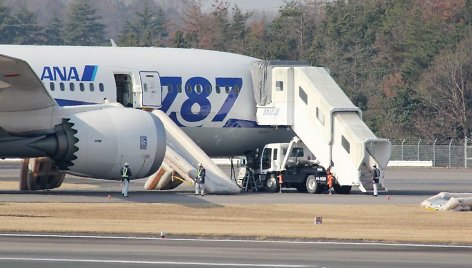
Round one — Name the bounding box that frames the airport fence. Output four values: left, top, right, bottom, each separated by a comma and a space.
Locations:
390, 138, 472, 168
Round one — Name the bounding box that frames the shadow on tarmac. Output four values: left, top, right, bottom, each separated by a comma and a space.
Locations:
0, 189, 224, 207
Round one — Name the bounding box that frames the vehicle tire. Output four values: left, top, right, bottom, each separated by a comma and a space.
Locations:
265, 174, 279, 193
334, 184, 352, 194
305, 175, 320, 194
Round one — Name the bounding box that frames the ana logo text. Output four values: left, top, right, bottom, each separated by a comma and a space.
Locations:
262, 108, 279, 116
41, 65, 98, 82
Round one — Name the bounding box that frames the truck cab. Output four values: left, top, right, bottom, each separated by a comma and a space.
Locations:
256, 139, 328, 193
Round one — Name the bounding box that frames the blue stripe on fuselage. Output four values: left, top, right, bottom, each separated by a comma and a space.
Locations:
55, 98, 96, 106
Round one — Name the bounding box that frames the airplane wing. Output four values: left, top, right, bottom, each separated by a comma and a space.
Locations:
0, 54, 56, 112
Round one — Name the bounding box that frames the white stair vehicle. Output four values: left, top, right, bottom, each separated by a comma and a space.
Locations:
253, 61, 391, 193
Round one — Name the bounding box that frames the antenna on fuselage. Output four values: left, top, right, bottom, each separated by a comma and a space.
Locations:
110, 39, 117, 47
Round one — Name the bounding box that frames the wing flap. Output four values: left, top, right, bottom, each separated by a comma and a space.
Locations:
0, 54, 56, 112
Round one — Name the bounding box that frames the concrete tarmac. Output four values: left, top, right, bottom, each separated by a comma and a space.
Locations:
0, 163, 470, 205
1, 163, 471, 267
0, 234, 471, 268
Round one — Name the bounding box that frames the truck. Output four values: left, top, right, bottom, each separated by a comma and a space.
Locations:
249, 137, 351, 194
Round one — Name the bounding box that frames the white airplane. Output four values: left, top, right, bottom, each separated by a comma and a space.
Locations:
0, 45, 293, 191
0, 45, 390, 193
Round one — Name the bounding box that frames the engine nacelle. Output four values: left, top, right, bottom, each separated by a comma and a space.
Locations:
67, 108, 166, 180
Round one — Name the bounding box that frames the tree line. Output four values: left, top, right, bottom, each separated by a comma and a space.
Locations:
0, 0, 471, 140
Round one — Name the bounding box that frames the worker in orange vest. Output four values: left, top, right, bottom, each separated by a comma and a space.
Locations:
326, 167, 334, 194
277, 172, 283, 193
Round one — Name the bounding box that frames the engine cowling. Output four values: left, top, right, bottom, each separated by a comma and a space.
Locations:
65, 107, 166, 180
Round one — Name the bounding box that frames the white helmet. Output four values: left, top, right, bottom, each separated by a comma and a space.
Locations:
198, 163, 202, 167
124, 162, 129, 166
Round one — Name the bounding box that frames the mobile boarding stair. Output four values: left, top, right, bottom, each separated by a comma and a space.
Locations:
144, 110, 240, 194
252, 61, 391, 193
237, 166, 262, 192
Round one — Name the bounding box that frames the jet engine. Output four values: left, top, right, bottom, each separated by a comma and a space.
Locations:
63, 107, 166, 180
1, 107, 166, 190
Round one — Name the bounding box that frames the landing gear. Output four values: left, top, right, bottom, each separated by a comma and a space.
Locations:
19, 158, 65, 191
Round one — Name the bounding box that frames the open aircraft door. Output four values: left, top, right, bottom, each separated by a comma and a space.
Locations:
140, 71, 162, 107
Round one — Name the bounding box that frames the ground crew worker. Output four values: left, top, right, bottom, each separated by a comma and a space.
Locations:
195, 163, 206, 196
326, 167, 335, 194
121, 162, 132, 197
278, 172, 283, 193
372, 164, 380, 196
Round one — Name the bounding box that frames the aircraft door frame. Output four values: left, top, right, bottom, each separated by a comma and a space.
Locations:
140, 71, 162, 107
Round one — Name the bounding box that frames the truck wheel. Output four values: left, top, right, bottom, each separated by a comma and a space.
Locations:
334, 185, 352, 194
305, 175, 320, 194
265, 174, 279, 193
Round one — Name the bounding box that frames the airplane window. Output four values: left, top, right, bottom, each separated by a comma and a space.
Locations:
316, 107, 325, 125
234, 85, 240, 94
215, 85, 221, 94
99, 83, 104, 92
195, 84, 203, 94
50, 82, 55, 91
60, 82, 65, 91
276, 81, 284, 91
177, 83, 182, 93
167, 84, 173, 93
80, 83, 85, 91
205, 84, 212, 94
89, 83, 95, 92
186, 84, 192, 94
342, 135, 350, 154
143, 83, 148, 92
299, 86, 308, 105
69, 83, 75, 91
225, 85, 230, 94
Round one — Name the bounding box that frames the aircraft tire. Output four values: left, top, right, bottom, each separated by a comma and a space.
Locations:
26, 172, 39, 190
19, 158, 29, 191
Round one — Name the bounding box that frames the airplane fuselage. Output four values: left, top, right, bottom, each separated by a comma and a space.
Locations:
0, 45, 293, 156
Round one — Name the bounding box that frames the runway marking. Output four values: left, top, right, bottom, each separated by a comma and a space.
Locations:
1, 233, 471, 249
0, 257, 313, 267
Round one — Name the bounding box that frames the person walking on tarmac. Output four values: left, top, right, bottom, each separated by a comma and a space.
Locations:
195, 163, 206, 196
372, 164, 380, 197
326, 167, 335, 194
121, 163, 132, 197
